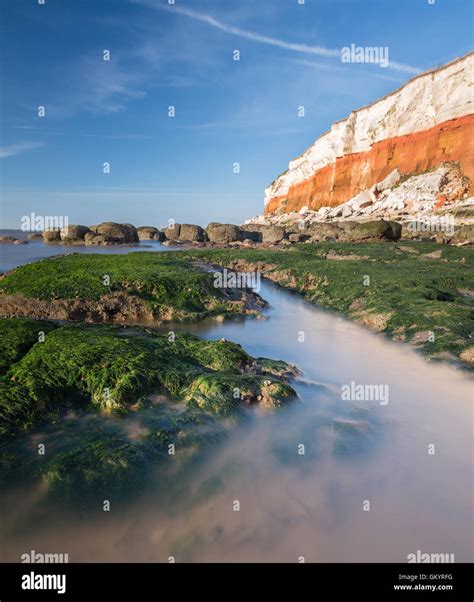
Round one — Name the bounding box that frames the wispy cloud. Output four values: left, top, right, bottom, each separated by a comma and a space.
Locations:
135, 0, 339, 57
0, 142, 43, 159
135, 0, 420, 74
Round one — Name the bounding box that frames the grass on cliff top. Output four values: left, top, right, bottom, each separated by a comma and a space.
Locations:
181, 242, 474, 360
0, 318, 296, 440
0, 252, 227, 314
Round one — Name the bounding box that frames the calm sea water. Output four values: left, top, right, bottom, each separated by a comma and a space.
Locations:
0, 230, 168, 273
0, 258, 472, 562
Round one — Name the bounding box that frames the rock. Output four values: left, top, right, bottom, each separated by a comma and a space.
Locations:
261, 225, 286, 243
288, 233, 310, 243
317, 207, 332, 219
372, 169, 402, 193
341, 204, 353, 218
137, 226, 163, 241
179, 224, 208, 242
60, 224, 90, 242
308, 223, 342, 242
163, 223, 181, 240
0, 236, 26, 244
338, 220, 395, 242
387, 221, 402, 241
240, 226, 263, 242
91, 222, 139, 243
349, 190, 373, 211
446, 224, 474, 245
42, 230, 61, 242
27, 232, 43, 240
206, 223, 242, 243
84, 233, 115, 246
328, 206, 343, 218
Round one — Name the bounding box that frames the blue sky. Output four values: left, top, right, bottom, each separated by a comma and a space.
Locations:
0, 0, 472, 228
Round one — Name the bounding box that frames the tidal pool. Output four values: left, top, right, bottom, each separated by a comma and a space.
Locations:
0, 279, 472, 563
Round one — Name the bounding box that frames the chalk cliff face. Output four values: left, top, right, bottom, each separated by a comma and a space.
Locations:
264, 53, 474, 215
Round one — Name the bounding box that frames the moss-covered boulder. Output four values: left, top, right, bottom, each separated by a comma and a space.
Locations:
0, 319, 298, 439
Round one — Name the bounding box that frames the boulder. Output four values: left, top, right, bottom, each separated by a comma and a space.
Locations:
42, 230, 61, 242
91, 222, 139, 243
308, 223, 342, 242
179, 224, 208, 242
84, 232, 115, 246
288, 233, 310, 243
372, 169, 402, 193
206, 223, 242, 243
137, 226, 163, 241
261, 225, 286, 243
349, 190, 373, 211
0, 236, 26, 244
338, 220, 395, 242
240, 227, 262, 242
446, 224, 474, 245
27, 232, 43, 240
387, 221, 402, 241
163, 224, 181, 240
60, 224, 90, 242
240, 224, 288, 243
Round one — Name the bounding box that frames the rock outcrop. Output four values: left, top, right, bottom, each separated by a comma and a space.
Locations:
264, 53, 473, 216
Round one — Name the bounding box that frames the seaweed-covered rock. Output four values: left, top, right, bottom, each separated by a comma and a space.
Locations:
0, 320, 298, 439
338, 220, 395, 242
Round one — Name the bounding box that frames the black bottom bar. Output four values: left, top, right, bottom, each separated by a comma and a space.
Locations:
0, 563, 472, 602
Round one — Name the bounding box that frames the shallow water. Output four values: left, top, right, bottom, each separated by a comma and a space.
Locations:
0, 275, 472, 563
0, 230, 168, 272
